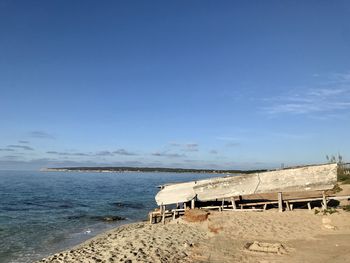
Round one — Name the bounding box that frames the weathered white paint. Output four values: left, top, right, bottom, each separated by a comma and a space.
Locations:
155, 181, 197, 205
155, 163, 338, 205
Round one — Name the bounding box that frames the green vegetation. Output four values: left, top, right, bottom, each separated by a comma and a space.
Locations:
326, 154, 350, 184
338, 166, 350, 184
314, 208, 339, 215
342, 205, 350, 212
330, 184, 343, 194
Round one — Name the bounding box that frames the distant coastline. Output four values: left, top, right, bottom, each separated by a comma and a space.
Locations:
41, 166, 267, 174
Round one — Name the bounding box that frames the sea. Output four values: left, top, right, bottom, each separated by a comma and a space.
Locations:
0, 170, 217, 263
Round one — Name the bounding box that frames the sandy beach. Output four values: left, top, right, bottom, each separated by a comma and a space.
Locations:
37, 220, 207, 263
37, 206, 350, 263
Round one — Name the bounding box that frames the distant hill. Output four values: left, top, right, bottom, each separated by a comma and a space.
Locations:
42, 166, 267, 174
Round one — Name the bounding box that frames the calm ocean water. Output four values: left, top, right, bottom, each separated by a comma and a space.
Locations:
0, 170, 216, 263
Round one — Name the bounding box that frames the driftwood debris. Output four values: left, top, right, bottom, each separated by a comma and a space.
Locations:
245, 241, 287, 254
184, 209, 210, 223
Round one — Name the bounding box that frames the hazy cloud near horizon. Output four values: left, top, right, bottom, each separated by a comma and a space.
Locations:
45, 149, 138, 157
46, 151, 90, 156
7, 145, 34, 151
18, 140, 30, 144
113, 149, 138, 156
0, 148, 15, 152
151, 152, 186, 158
28, 131, 55, 139
169, 142, 199, 152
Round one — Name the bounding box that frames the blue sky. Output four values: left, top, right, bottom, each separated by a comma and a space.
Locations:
1, 1, 350, 170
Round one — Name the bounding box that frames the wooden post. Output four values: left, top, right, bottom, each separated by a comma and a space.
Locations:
159, 205, 163, 223
175, 203, 179, 219
221, 198, 225, 210
149, 212, 153, 224
161, 205, 166, 224
322, 191, 327, 210
278, 192, 283, 212
307, 202, 311, 210
290, 204, 293, 211
183, 202, 187, 210
285, 201, 290, 211
263, 203, 267, 210
231, 197, 237, 210
191, 199, 195, 209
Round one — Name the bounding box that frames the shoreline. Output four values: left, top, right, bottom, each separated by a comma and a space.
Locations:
37, 218, 207, 263
27, 220, 138, 263
55, 221, 145, 254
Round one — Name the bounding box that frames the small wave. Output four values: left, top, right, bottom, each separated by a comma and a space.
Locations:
67, 214, 125, 222
110, 201, 144, 209
20, 200, 75, 210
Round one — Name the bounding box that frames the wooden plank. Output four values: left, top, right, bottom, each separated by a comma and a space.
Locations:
200, 205, 222, 210
287, 197, 323, 203
222, 208, 263, 212
226, 194, 348, 210
239, 201, 279, 206
328, 195, 350, 200
171, 208, 185, 212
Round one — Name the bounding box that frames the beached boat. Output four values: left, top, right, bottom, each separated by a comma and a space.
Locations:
155, 163, 338, 205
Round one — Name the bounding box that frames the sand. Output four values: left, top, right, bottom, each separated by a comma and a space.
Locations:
190, 209, 350, 263
37, 221, 207, 263
37, 208, 350, 263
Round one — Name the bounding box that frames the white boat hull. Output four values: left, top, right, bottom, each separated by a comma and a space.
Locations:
155, 163, 338, 205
